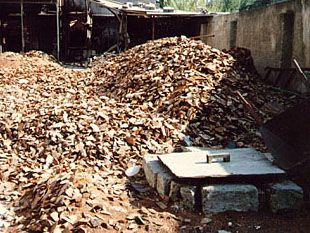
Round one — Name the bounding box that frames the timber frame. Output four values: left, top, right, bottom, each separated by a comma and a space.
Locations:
0, 0, 211, 61
0, 0, 61, 59
91, 0, 210, 53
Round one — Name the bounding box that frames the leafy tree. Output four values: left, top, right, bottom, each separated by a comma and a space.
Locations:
160, 0, 258, 13
239, 0, 260, 11
160, 0, 207, 12
207, 0, 246, 12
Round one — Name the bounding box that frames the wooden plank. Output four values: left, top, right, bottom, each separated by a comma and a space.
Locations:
190, 34, 215, 40
158, 148, 286, 179
294, 59, 310, 92
236, 91, 263, 126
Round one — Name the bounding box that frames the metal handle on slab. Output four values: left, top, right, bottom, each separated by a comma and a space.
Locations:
206, 152, 230, 163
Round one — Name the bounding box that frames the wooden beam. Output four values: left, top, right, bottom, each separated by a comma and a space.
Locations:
86, 0, 92, 59
294, 59, 310, 92
236, 91, 263, 126
190, 34, 215, 40
0, 18, 2, 53
20, 0, 25, 53
56, 0, 60, 60
152, 16, 155, 41
123, 14, 128, 50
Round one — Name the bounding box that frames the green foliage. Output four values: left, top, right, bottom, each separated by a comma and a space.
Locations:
160, 0, 258, 13
239, 0, 263, 11
160, 0, 207, 12
212, 0, 238, 12
207, 0, 256, 12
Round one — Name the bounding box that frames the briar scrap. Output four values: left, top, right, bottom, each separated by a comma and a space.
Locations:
0, 38, 298, 232
93, 36, 296, 149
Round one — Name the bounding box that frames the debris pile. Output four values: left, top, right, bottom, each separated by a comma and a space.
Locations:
0, 37, 298, 232
0, 49, 185, 232
224, 47, 259, 75
94, 36, 231, 122
93, 36, 296, 148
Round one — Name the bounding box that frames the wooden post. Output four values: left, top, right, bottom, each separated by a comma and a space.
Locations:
56, 0, 60, 60
86, 0, 92, 59
117, 13, 123, 52
105, 8, 121, 52
118, 13, 129, 51
0, 18, 2, 53
152, 17, 154, 40
123, 14, 128, 50
20, 0, 25, 53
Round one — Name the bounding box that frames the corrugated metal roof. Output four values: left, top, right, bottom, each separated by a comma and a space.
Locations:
91, 0, 211, 17
0, 0, 57, 4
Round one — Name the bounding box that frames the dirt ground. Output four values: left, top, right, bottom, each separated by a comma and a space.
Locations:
4, 170, 310, 233
1, 50, 310, 233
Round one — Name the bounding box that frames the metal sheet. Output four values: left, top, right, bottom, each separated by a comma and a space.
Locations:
158, 148, 285, 179
91, 0, 210, 17
261, 99, 310, 170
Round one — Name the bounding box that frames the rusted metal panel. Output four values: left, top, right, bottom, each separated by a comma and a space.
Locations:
261, 99, 310, 171
91, 0, 211, 18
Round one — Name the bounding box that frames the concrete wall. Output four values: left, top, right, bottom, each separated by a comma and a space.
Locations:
202, 0, 310, 92
301, 0, 310, 68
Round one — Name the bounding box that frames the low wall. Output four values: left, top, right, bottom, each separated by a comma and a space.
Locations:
202, 0, 310, 92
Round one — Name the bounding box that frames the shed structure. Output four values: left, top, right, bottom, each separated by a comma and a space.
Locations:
0, 0, 212, 61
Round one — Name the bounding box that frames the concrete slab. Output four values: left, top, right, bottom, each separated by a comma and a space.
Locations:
201, 184, 259, 213
158, 148, 286, 179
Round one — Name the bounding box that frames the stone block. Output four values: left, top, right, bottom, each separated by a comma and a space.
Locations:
201, 184, 259, 214
169, 180, 182, 202
143, 154, 168, 188
156, 171, 173, 199
266, 180, 304, 213
180, 186, 196, 211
